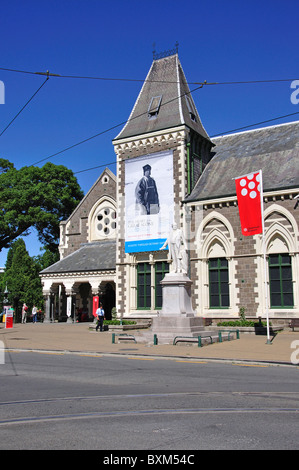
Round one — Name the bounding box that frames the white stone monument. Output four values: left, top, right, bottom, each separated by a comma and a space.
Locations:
151, 224, 204, 343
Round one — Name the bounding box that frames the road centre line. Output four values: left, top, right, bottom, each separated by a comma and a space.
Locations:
233, 363, 269, 368
128, 357, 155, 361
176, 360, 207, 364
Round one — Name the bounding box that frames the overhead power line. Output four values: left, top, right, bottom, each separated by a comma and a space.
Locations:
0, 77, 49, 137
1, 65, 298, 176
0, 66, 297, 86
31, 120, 128, 166
1, 109, 298, 177
30, 83, 205, 166
31, 82, 299, 171
211, 111, 299, 137
74, 161, 117, 175
73, 111, 299, 176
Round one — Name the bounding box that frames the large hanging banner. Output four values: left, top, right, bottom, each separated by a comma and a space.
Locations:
125, 150, 174, 253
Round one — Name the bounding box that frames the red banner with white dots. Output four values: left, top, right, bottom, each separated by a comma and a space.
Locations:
235, 170, 263, 236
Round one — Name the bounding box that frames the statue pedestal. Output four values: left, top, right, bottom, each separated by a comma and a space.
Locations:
151, 273, 204, 343
160, 273, 195, 316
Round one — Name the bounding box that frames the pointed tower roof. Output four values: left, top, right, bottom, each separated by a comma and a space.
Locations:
114, 52, 210, 142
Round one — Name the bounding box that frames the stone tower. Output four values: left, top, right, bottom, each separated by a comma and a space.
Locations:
112, 49, 213, 318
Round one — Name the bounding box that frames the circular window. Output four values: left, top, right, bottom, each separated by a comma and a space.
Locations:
95, 206, 117, 238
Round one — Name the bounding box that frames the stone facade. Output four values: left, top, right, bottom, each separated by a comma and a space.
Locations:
59, 169, 116, 258
187, 192, 299, 324
41, 52, 299, 327
113, 129, 190, 316
40, 169, 117, 322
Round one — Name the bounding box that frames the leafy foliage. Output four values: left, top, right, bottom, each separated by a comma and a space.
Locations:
217, 320, 269, 327
2, 239, 43, 311
1, 240, 61, 318
0, 160, 84, 253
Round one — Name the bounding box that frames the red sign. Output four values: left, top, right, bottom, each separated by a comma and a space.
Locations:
235, 170, 263, 236
5, 309, 13, 329
92, 296, 99, 317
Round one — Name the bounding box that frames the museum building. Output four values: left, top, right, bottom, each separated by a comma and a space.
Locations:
40, 50, 299, 326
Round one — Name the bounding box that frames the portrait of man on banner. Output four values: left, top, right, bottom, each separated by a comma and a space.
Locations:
125, 150, 174, 253
135, 163, 160, 215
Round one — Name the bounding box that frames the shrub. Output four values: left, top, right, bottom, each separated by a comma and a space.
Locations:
103, 320, 136, 326
239, 306, 246, 322
216, 320, 270, 327
111, 307, 117, 321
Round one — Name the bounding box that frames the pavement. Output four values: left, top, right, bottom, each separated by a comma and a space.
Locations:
0, 321, 299, 367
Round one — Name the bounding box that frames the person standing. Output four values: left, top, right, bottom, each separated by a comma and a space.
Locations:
32, 305, 37, 323
21, 303, 28, 323
95, 303, 105, 332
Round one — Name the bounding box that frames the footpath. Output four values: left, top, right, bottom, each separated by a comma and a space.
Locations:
0, 322, 299, 366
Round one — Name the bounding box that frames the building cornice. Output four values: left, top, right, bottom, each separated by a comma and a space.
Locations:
40, 270, 116, 279
184, 188, 299, 207
113, 125, 188, 150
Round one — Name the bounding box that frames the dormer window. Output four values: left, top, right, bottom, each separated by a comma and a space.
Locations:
185, 95, 197, 122
148, 95, 162, 119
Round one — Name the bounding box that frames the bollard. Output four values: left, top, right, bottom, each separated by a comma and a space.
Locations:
153, 334, 158, 345
218, 331, 222, 343
112, 333, 115, 344
197, 336, 202, 347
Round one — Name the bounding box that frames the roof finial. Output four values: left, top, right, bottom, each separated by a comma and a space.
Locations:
153, 42, 179, 61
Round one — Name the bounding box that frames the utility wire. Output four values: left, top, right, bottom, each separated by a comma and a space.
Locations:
32, 97, 299, 170
1, 109, 298, 177
0, 66, 297, 86
31, 120, 128, 166
73, 111, 299, 175
0, 77, 49, 137
31, 72, 298, 169
74, 161, 117, 175
1, 67, 298, 174
30, 83, 205, 166
211, 111, 299, 137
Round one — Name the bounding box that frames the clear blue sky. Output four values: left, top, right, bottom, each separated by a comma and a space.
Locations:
0, 0, 298, 266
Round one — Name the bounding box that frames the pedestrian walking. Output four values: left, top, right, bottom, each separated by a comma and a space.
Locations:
95, 303, 105, 331
32, 305, 37, 323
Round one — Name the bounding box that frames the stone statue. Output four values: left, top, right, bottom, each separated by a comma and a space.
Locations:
160, 223, 189, 274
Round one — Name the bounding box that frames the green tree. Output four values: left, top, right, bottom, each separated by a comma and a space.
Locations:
0, 159, 84, 253
33, 247, 60, 272
3, 239, 44, 318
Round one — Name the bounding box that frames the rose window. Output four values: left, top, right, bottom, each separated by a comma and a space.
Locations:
96, 207, 117, 237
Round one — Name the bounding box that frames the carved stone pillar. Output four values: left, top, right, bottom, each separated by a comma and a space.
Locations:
43, 289, 56, 323
44, 293, 51, 323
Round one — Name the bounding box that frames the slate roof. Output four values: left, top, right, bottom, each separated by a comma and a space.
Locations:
114, 54, 210, 142
185, 121, 299, 202
40, 241, 116, 274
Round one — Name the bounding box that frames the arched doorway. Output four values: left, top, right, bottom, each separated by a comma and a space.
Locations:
99, 282, 115, 320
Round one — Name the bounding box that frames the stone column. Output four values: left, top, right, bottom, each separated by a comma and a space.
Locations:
44, 294, 51, 323
43, 290, 56, 323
